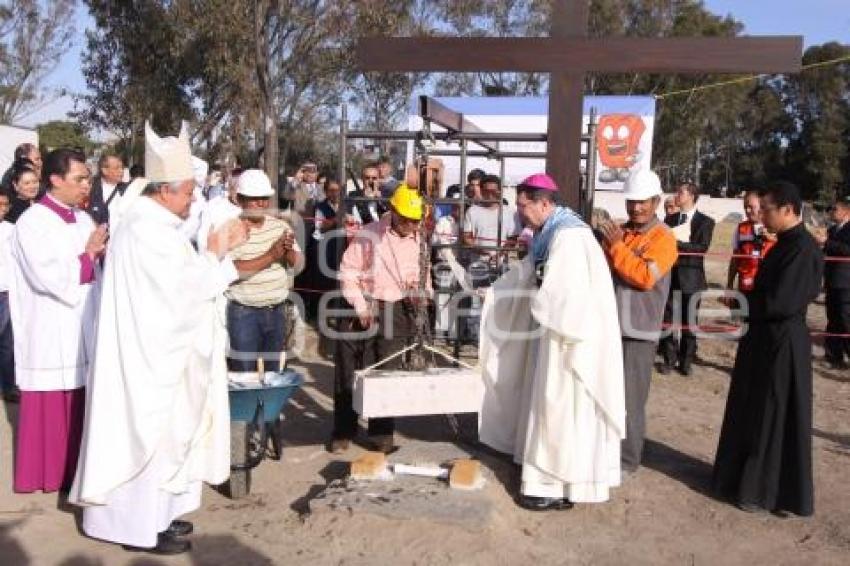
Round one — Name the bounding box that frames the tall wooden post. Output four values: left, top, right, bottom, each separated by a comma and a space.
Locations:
547, 0, 589, 209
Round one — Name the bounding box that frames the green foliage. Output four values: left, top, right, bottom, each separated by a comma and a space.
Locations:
345, 0, 432, 152
36, 119, 96, 153
432, 0, 550, 96
784, 42, 850, 202
69, 0, 850, 202
73, 1, 196, 164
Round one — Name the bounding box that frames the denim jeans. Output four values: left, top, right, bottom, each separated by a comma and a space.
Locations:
0, 292, 15, 393
226, 301, 286, 372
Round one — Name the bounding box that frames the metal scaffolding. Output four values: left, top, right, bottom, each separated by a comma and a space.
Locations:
335, 95, 599, 364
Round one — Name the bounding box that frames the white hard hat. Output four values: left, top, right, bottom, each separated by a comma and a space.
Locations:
237, 169, 274, 197
623, 169, 663, 201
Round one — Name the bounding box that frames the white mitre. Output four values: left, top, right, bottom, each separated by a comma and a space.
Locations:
145, 120, 194, 183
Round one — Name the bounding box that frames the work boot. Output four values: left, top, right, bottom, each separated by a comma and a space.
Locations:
369, 434, 396, 454
328, 437, 351, 454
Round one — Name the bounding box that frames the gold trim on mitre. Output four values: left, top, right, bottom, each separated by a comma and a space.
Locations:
145, 120, 194, 183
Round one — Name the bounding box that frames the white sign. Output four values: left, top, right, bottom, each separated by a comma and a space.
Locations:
0, 124, 38, 173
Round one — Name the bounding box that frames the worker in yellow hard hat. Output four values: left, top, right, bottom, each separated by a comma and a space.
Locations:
331, 181, 431, 455
388, 183, 424, 237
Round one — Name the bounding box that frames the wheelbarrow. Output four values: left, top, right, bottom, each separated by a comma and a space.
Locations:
226, 370, 303, 498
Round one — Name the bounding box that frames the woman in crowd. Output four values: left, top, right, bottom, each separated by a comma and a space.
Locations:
5, 165, 41, 224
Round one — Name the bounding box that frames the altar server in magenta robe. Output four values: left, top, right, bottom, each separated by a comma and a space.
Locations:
8, 148, 105, 493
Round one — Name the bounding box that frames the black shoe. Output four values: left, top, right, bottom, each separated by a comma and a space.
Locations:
1, 388, 20, 403
657, 363, 672, 375
516, 495, 574, 511
826, 358, 848, 370
124, 532, 191, 555
770, 509, 796, 519
736, 501, 766, 514
678, 363, 693, 376
165, 519, 193, 537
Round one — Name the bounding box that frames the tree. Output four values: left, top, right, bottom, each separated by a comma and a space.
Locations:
173, 0, 351, 181
432, 0, 549, 96
585, 0, 748, 191
72, 0, 837, 203
265, 1, 351, 184
170, 0, 259, 162
36, 119, 96, 153
0, 0, 76, 123
74, 0, 354, 183
421, 0, 755, 193
707, 80, 792, 194
74, 1, 196, 164
785, 42, 850, 202
346, 0, 432, 151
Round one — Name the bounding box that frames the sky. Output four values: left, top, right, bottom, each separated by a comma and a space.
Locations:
14, 0, 850, 129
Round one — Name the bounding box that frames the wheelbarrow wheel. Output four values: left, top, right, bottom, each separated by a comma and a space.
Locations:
227, 421, 251, 499
267, 415, 284, 461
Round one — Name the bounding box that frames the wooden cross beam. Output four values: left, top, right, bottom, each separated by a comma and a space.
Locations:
356, 0, 802, 210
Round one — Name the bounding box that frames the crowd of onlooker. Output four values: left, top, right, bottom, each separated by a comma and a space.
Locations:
3, 142, 850, 412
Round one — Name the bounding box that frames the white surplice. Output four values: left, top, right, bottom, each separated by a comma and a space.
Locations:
69, 196, 237, 548
7, 202, 100, 391
479, 226, 626, 503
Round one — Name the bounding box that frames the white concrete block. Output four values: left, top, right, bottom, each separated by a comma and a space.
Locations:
353, 367, 483, 419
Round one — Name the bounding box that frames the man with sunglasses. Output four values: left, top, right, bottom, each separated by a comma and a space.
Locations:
349, 163, 389, 226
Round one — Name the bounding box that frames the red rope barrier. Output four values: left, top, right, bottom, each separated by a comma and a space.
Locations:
281, 213, 850, 262
678, 251, 850, 263
288, 287, 850, 339
662, 323, 850, 338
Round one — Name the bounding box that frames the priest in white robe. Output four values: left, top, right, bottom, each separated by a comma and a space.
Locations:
69, 122, 247, 555
479, 173, 625, 510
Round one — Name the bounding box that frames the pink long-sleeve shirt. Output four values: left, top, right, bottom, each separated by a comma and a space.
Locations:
339, 215, 432, 316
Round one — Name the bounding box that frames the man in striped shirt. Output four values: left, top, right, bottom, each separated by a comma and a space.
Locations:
226, 170, 302, 373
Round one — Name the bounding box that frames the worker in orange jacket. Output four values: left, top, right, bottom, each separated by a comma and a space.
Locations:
598, 169, 678, 474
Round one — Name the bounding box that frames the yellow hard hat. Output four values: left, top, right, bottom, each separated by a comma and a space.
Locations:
389, 183, 423, 220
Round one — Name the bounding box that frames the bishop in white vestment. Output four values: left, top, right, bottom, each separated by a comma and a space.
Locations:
479, 174, 625, 509
69, 122, 247, 554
